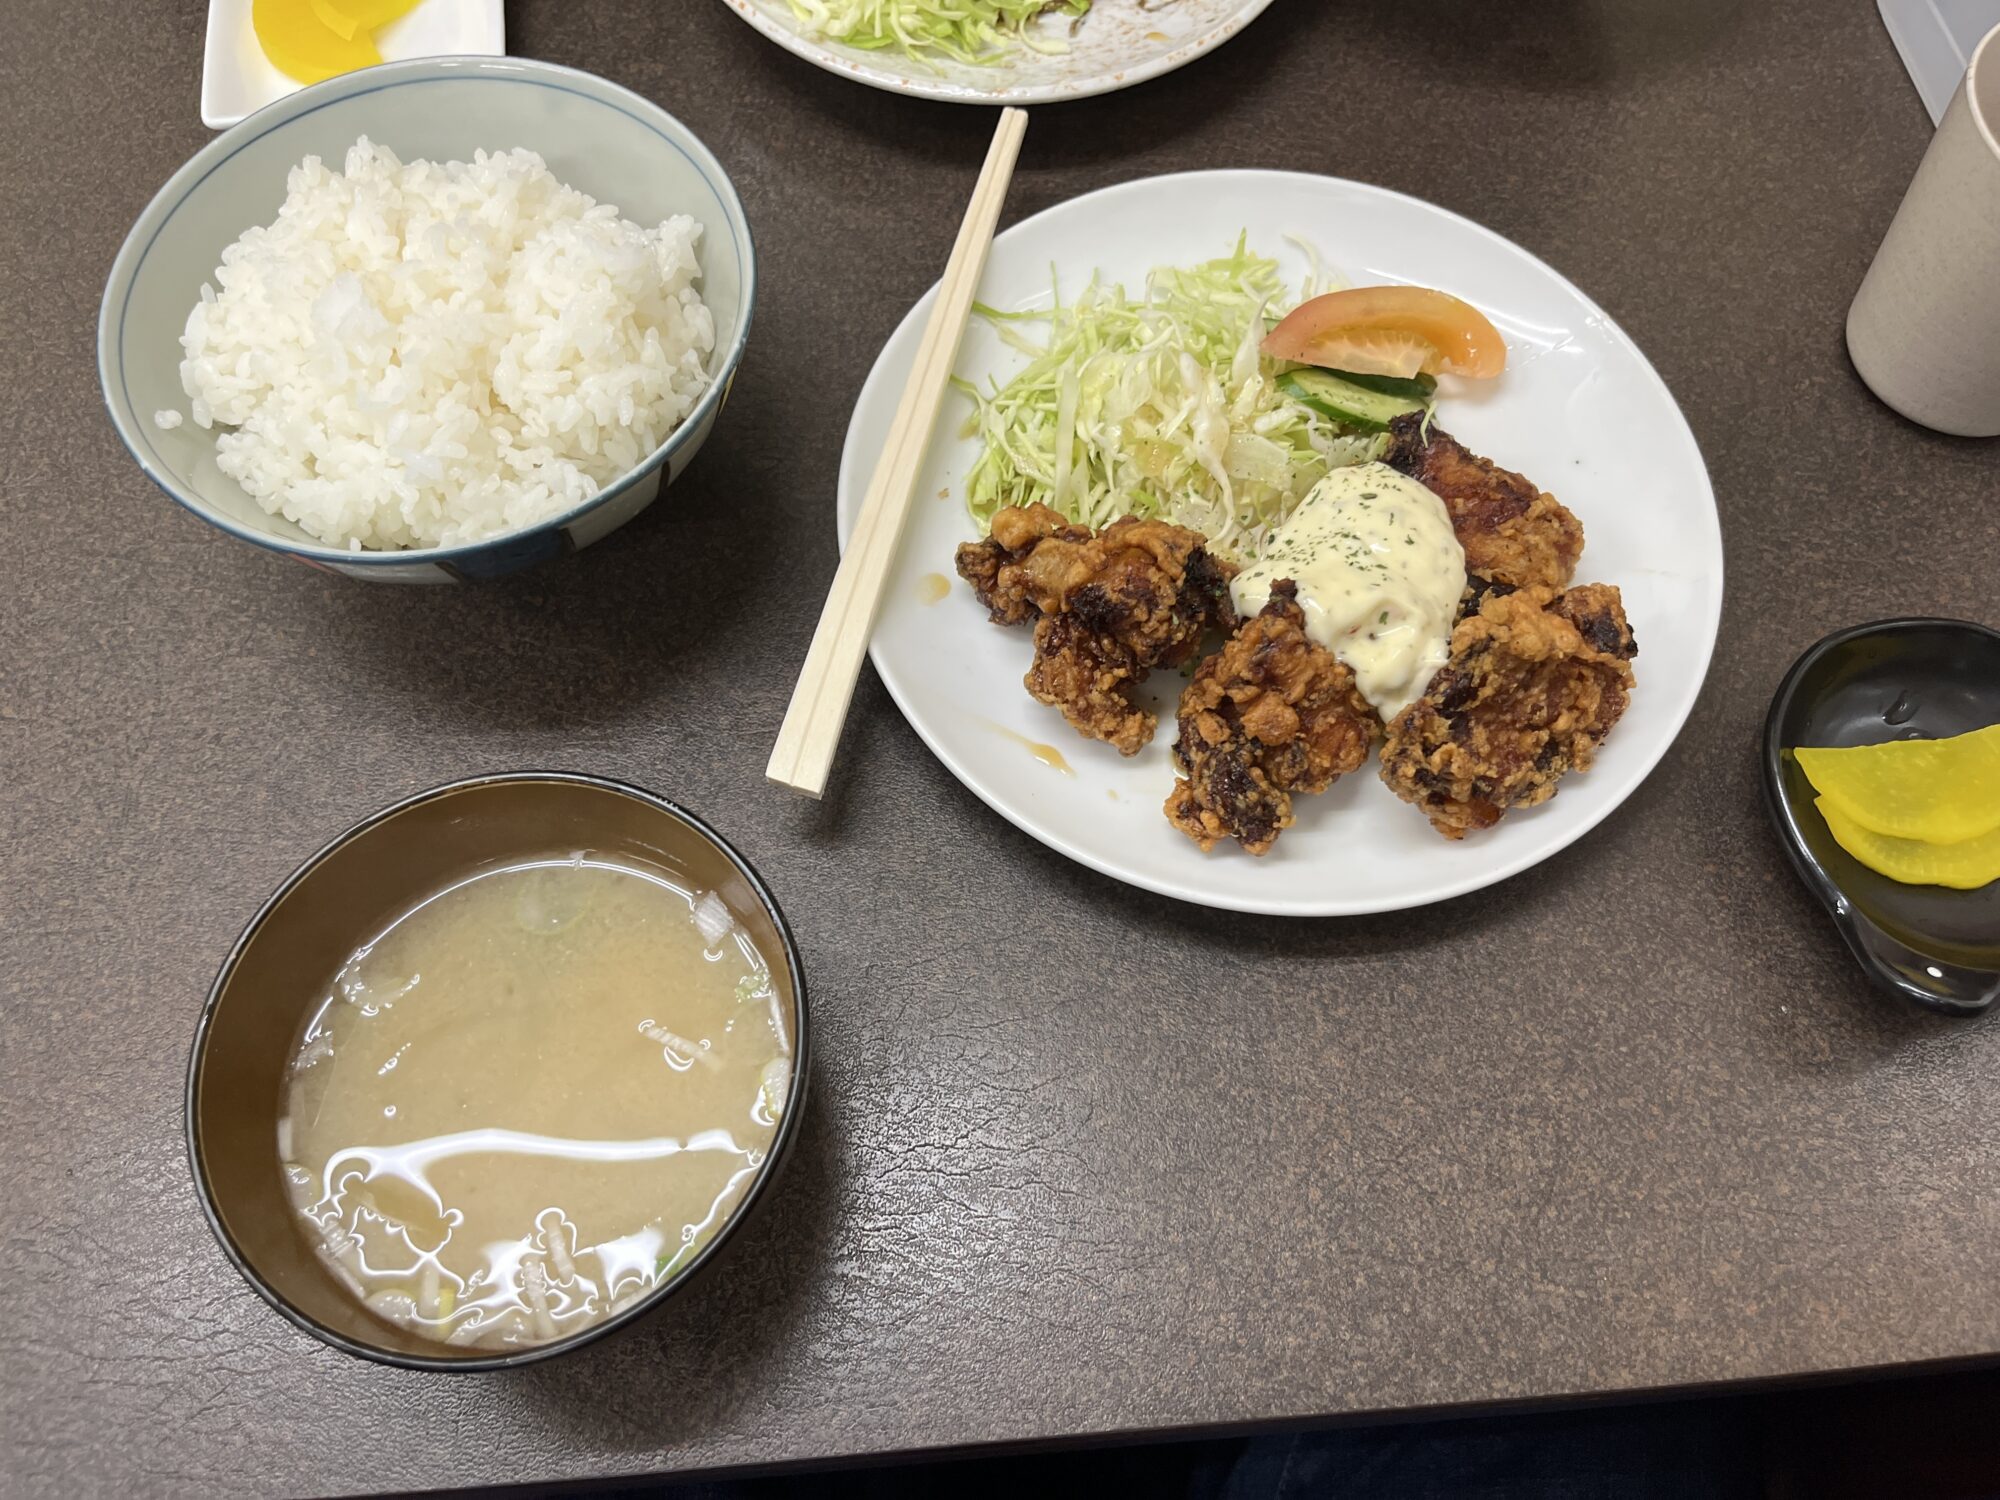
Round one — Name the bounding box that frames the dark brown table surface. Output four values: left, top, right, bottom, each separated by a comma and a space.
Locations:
5, 1, 1999, 1493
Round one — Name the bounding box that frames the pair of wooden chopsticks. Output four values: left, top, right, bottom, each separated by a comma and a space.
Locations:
766, 107, 1030, 799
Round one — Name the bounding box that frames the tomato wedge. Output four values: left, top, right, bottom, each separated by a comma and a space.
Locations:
1262, 286, 1507, 379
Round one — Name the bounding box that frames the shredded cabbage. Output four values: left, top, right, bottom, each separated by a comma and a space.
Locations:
785, 0, 1089, 62
956, 237, 1385, 565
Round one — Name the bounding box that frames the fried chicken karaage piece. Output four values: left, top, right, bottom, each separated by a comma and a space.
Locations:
1379, 582, 1638, 839
953, 503, 1087, 626
1164, 582, 1381, 854
1384, 414, 1584, 595
953, 505, 1235, 754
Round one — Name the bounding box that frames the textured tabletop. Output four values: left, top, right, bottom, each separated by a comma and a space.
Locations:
4, 2, 1998, 1494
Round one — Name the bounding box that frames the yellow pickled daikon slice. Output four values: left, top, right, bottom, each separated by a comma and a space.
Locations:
1817, 797, 2000, 889
1795, 724, 2000, 844
307, 0, 423, 42
253, 0, 382, 85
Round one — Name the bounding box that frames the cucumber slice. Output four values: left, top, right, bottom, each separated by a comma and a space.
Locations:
1331, 370, 1437, 400
1279, 369, 1429, 432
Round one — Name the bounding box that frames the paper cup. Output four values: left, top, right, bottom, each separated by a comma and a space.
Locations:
1847, 23, 2000, 437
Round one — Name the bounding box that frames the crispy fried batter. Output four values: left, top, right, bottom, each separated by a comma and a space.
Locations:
1550, 581, 1639, 660
1024, 614, 1152, 756
953, 503, 1088, 625
953, 507, 1236, 754
1385, 414, 1584, 594
1379, 583, 1637, 839
1165, 582, 1380, 854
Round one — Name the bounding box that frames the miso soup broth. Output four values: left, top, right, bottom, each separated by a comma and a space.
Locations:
279, 855, 793, 1350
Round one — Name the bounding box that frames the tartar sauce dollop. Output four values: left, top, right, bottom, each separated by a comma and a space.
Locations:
1230, 462, 1467, 719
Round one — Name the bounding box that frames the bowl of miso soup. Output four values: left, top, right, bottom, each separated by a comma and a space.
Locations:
187, 773, 808, 1370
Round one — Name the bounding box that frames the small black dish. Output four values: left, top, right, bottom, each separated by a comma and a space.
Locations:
1763, 619, 2000, 1017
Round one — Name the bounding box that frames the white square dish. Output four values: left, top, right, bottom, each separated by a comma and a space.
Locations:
201, 0, 505, 129
1878, 0, 2000, 122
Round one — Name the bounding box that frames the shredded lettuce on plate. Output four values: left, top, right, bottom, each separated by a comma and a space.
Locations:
784, 0, 1089, 62
955, 236, 1384, 565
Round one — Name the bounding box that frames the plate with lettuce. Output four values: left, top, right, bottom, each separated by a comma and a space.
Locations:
722, 0, 1273, 103
835, 170, 1724, 916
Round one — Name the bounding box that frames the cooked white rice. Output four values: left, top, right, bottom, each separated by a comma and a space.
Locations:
156, 138, 714, 551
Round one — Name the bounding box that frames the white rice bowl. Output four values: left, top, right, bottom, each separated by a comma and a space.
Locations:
157, 138, 715, 551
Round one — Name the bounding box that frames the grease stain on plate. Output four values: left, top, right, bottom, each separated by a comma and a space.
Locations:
981, 718, 1076, 776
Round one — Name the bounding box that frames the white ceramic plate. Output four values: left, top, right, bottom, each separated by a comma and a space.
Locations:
201, 0, 505, 129
721, 0, 1273, 104
838, 171, 1724, 916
